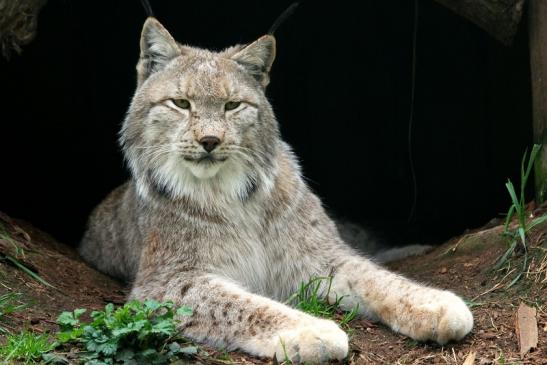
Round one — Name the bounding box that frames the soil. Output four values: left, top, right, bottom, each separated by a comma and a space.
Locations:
0, 211, 546, 364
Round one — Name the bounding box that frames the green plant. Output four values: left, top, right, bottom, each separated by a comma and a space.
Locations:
339, 305, 359, 327
0, 291, 29, 333
463, 298, 484, 309
405, 338, 419, 348
0, 330, 55, 364
3, 255, 55, 288
54, 300, 196, 364
212, 349, 235, 364
496, 144, 547, 288
275, 338, 293, 365
286, 276, 359, 328
495, 351, 506, 365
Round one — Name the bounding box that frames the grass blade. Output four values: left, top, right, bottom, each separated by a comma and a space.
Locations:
505, 181, 520, 214
503, 204, 516, 234
517, 227, 526, 247
524, 145, 541, 187
520, 147, 529, 202
528, 214, 547, 230
494, 239, 518, 270
339, 304, 359, 327
506, 251, 528, 289
5, 255, 55, 288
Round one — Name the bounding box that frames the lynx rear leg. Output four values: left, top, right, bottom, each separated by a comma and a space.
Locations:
330, 257, 473, 344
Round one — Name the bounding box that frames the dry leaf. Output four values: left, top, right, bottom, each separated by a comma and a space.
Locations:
515, 302, 538, 357
461, 350, 476, 365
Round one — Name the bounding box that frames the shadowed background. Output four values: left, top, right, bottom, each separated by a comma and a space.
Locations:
0, 0, 533, 246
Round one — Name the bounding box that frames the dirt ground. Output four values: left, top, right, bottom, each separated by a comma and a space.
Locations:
0, 211, 546, 364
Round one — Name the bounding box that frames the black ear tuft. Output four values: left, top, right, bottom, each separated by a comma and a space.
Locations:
137, 17, 181, 86
231, 35, 276, 88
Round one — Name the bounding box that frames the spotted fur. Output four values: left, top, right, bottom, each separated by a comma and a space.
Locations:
79, 17, 473, 363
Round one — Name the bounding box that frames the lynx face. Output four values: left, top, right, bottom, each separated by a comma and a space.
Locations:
121, 19, 279, 202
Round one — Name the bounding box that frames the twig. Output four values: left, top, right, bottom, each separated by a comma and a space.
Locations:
472, 268, 515, 300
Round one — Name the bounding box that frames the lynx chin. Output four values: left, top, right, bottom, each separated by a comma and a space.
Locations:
79, 17, 473, 363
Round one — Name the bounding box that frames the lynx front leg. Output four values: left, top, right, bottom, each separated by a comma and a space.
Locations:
330, 257, 473, 344
129, 273, 348, 363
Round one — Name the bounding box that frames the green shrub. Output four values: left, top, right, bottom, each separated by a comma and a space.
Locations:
54, 300, 195, 365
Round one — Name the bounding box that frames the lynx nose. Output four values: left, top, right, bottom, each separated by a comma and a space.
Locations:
199, 136, 221, 153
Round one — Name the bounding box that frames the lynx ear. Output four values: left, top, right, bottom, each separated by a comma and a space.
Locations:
137, 17, 181, 86
231, 35, 276, 87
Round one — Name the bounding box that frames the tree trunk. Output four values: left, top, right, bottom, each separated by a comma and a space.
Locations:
432, 0, 525, 45
529, 0, 547, 204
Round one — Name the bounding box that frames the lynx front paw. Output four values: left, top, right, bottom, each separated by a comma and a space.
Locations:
274, 318, 348, 363
405, 291, 473, 344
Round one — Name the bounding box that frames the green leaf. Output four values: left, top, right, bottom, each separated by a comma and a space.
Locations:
139, 348, 159, 358
144, 299, 162, 312
503, 204, 516, 233
74, 308, 87, 318
150, 319, 176, 336
176, 306, 193, 317
112, 320, 148, 338
56, 328, 84, 343
517, 227, 526, 246
57, 310, 83, 329
4, 255, 56, 288
463, 299, 484, 309
57, 311, 74, 325
522, 144, 541, 192
42, 352, 70, 364
104, 303, 115, 314
124, 301, 142, 313
505, 181, 520, 214
56, 331, 73, 343
100, 342, 118, 356
85, 360, 111, 365
529, 214, 547, 230
167, 342, 181, 356
115, 348, 135, 362
179, 346, 198, 355
494, 239, 518, 270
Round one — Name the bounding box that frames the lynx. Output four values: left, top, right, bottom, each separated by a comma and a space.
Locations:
79, 17, 473, 363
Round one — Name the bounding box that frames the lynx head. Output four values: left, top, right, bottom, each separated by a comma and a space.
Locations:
120, 18, 280, 203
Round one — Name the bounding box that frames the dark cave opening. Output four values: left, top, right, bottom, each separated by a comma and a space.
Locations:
0, 0, 533, 247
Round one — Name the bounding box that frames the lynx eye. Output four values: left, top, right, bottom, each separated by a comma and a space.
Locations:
172, 99, 190, 109
225, 101, 241, 111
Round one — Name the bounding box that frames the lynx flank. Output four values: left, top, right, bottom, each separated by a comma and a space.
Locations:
79, 17, 473, 363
